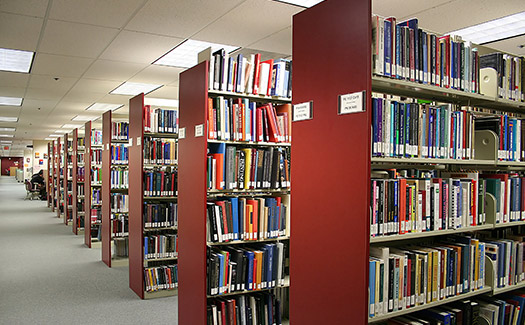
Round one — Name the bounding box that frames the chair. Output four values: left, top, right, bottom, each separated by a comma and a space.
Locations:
25, 180, 40, 200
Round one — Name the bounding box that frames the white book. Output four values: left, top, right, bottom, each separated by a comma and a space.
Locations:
258, 62, 271, 96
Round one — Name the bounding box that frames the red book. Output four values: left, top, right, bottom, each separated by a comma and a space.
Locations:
247, 199, 258, 240
227, 299, 235, 325
212, 152, 224, 190
256, 108, 264, 142
219, 301, 227, 325
263, 104, 280, 143
252, 54, 261, 95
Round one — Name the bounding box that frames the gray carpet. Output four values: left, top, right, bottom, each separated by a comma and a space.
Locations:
0, 176, 178, 324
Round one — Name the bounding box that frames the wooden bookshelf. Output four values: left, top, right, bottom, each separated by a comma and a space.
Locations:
51, 140, 56, 212
128, 93, 178, 299
62, 133, 70, 225
83, 122, 102, 248
47, 142, 52, 208
72, 129, 80, 234
55, 137, 61, 218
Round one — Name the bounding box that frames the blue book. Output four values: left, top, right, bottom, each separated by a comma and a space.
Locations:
244, 250, 255, 290
265, 244, 274, 288
404, 102, 410, 157
230, 197, 239, 240
378, 99, 383, 156
509, 295, 525, 325
369, 259, 376, 317
236, 54, 243, 92
450, 41, 456, 88
428, 108, 434, 158
217, 253, 225, 294
144, 236, 148, 258
383, 19, 392, 77
395, 25, 402, 79
208, 142, 226, 189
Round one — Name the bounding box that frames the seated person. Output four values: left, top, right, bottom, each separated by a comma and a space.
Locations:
31, 170, 46, 199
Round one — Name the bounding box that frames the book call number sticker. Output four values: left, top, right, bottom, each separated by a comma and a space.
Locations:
293, 101, 313, 122
338, 91, 366, 115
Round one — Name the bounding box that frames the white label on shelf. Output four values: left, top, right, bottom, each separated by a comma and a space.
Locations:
338, 91, 365, 115
106, 143, 109, 151
195, 124, 204, 137
179, 128, 186, 139
293, 102, 313, 122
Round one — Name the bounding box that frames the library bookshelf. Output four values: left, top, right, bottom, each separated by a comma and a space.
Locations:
47, 142, 52, 208
84, 121, 102, 248
62, 133, 71, 225
71, 128, 84, 235
178, 61, 292, 324
55, 137, 61, 218
102, 110, 129, 268
292, 0, 525, 323
128, 93, 179, 299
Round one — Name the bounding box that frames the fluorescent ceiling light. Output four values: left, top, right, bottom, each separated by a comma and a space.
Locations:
44, 138, 53, 140
62, 124, 81, 129
0, 134, 14, 138
0, 140, 12, 143
55, 130, 68, 134
110, 82, 162, 96
72, 115, 95, 122
144, 98, 179, 107
0, 127, 15, 132
0, 48, 34, 73
154, 39, 240, 68
49, 134, 60, 138
0, 96, 23, 106
0, 116, 18, 122
86, 103, 123, 111
449, 11, 525, 44
274, 0, 324, 8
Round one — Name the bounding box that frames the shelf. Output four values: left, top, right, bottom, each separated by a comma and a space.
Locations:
371, 157, 495, 166
144, 289, 178, 299
371, 75, 525, 112
110, 188, 128, 193
494, 220, 525, 228
144, 256, 178, 263
144, 226, 178, 232
91, 164, 102, 167
91, 183, 102, 187
111, 162, 129, 166
208, 236, 289, 246
370, 224, 495, 243
492, 281, 525, 295
144, 132, 178, 139
111, 139, 129, 144
208, 89, 291, 103
368, 287, 492, 323
143, 196, 177, 201
143, 163, 178, 168
208, 139, 291, 147
207, 276, 290, 299
207, 189, 290, 196
91, 144, 103, 148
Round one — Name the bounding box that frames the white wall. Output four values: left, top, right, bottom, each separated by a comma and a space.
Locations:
32, 140, 49, 174
23, 147, 33, 180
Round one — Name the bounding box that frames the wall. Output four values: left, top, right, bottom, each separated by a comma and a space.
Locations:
1, 157, 23, 176
23, 148, 33, 180
32, 140, 49, 174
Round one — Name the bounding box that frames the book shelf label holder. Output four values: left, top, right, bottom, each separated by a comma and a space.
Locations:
292, 101, 313, 121
338, 90, 366, 115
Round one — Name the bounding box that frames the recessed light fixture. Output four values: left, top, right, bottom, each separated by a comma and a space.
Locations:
55, 130, 68, 134
449, 11, 525, 44
0, 140, 12, 143
0, 127, 15, 132
44, 138, 54, 141
274, 0, 324, 8
0, 96, 23, 106
110, 82, 163, 96
62, 124, 81, 129
154, 39, 240, 68
48, 134, 60, 138
0, 134, 14, 138
144, 98, 179, 107
0, 116, 18, 122
0, 48, 34, 73
71, 115, 95, 122
86, 103, 124, 111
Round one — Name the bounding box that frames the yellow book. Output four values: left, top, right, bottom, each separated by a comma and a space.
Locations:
247, 204, 253, 240
473, 238, 480, 290
242, 148, 252, 189
255, 251, 263, 290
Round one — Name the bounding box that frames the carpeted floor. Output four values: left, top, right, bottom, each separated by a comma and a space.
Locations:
0, 176, 178, 324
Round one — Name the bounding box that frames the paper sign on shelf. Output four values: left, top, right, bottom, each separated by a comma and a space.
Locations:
137, 137, 141, 146
293, 101, 313, 122
129, 138, 133, 146
195, 124, 204, 137
179, 128, 186, 139
338, 91, 366, 115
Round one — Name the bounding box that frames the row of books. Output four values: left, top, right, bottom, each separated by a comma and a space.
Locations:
208, 50, 292, 99
484, 233, 525, 289
143, 138, 177, 165
207, 242, 287, 296
91, 148, 102, 165
371, 97, 475, 159
111, 122, 129, 140
371, 171, 486, 237
476, 115, 524, 162
112, 214, 128, 238
369, 235, 486, 318
143, 202, 177, 229
144, 264, 178, 293
110, 168, 128, 190
486, 173, 525, 224
90, 207, 101, 224
77, 167, 85, 182
207, 144, 291, 191
144, 234, 178, 260
111, 144, 128, 165
206, 196, 288, 243
143, 106, 178, 134
113, 237, 128, 257
372, 16, 481, 94
111, 193, 128, 213
77, 152, 84, 164
91, 130, 102, 145
78, 137, 85, 147
143, 169, 177, 197
77, 184, 84, 196
480, 52, 524, 102
91, 189, 101, 205
208, 97, 291, 144
91, 167, 101, 184
207, 292, 285, 325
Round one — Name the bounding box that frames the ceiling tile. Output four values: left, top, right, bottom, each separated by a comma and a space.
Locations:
486, 35, 525, 56
147, 85, 179, 99
125, 0, 244, 38
0, 13, 43, 51
28, 75, 78, 91
192, 0, 301, 47
0, 72, 30, 88
83, 60, 147, 81
21, 98, 59, 111
71, 78, 122, 94
0, 0, 49, 17
372, 0, 453, 20
39, 20, 119, 58
25, 87, 66, 101
128, 65, 184, 84
100, 30, 184, 64
31, 53, 93, 78
60, 90, 105, 102
246, 26, 292, 56
96, 94, 132, 105
49, 0, 145, 29
0, 87, 25, 98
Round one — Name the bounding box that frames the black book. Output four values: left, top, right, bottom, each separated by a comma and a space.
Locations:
388, 256, 395, 312
225, 201, 233, 241
263, 148, 273, 188
480, 53, 504, 97
207, 306, 213, 324
207, 203, 218, 242
256, 149, 265, 189
216, 204, 225, 241
237, 150, 245, 187
212, 49, 225, 90
240, 254, 248, 292
470, 301, 480, 325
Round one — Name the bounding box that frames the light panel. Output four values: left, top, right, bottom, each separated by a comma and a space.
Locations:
449, 11, 525, 44
0, 96, 23, 106
110, 82, 163, 96
55, 130, 68, 134
274, 0, 324, 8
44, 138, 53, 140
0, 48, 34, 73
0, 127, 15, 132
0, 134, 14, 138
62, 124, 81, 129
0, 140, 12, 143
71, 115, 95, 122
0, 116, 18, 122
144, 98, 179, 107
154, 39, 239, 68
48, 134, 60, 138
86, 103, 124, 111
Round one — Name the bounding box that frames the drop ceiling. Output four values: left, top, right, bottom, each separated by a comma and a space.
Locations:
0, 0, 523, 155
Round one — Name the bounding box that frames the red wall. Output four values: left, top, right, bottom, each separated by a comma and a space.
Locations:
1, 157, 22, 175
